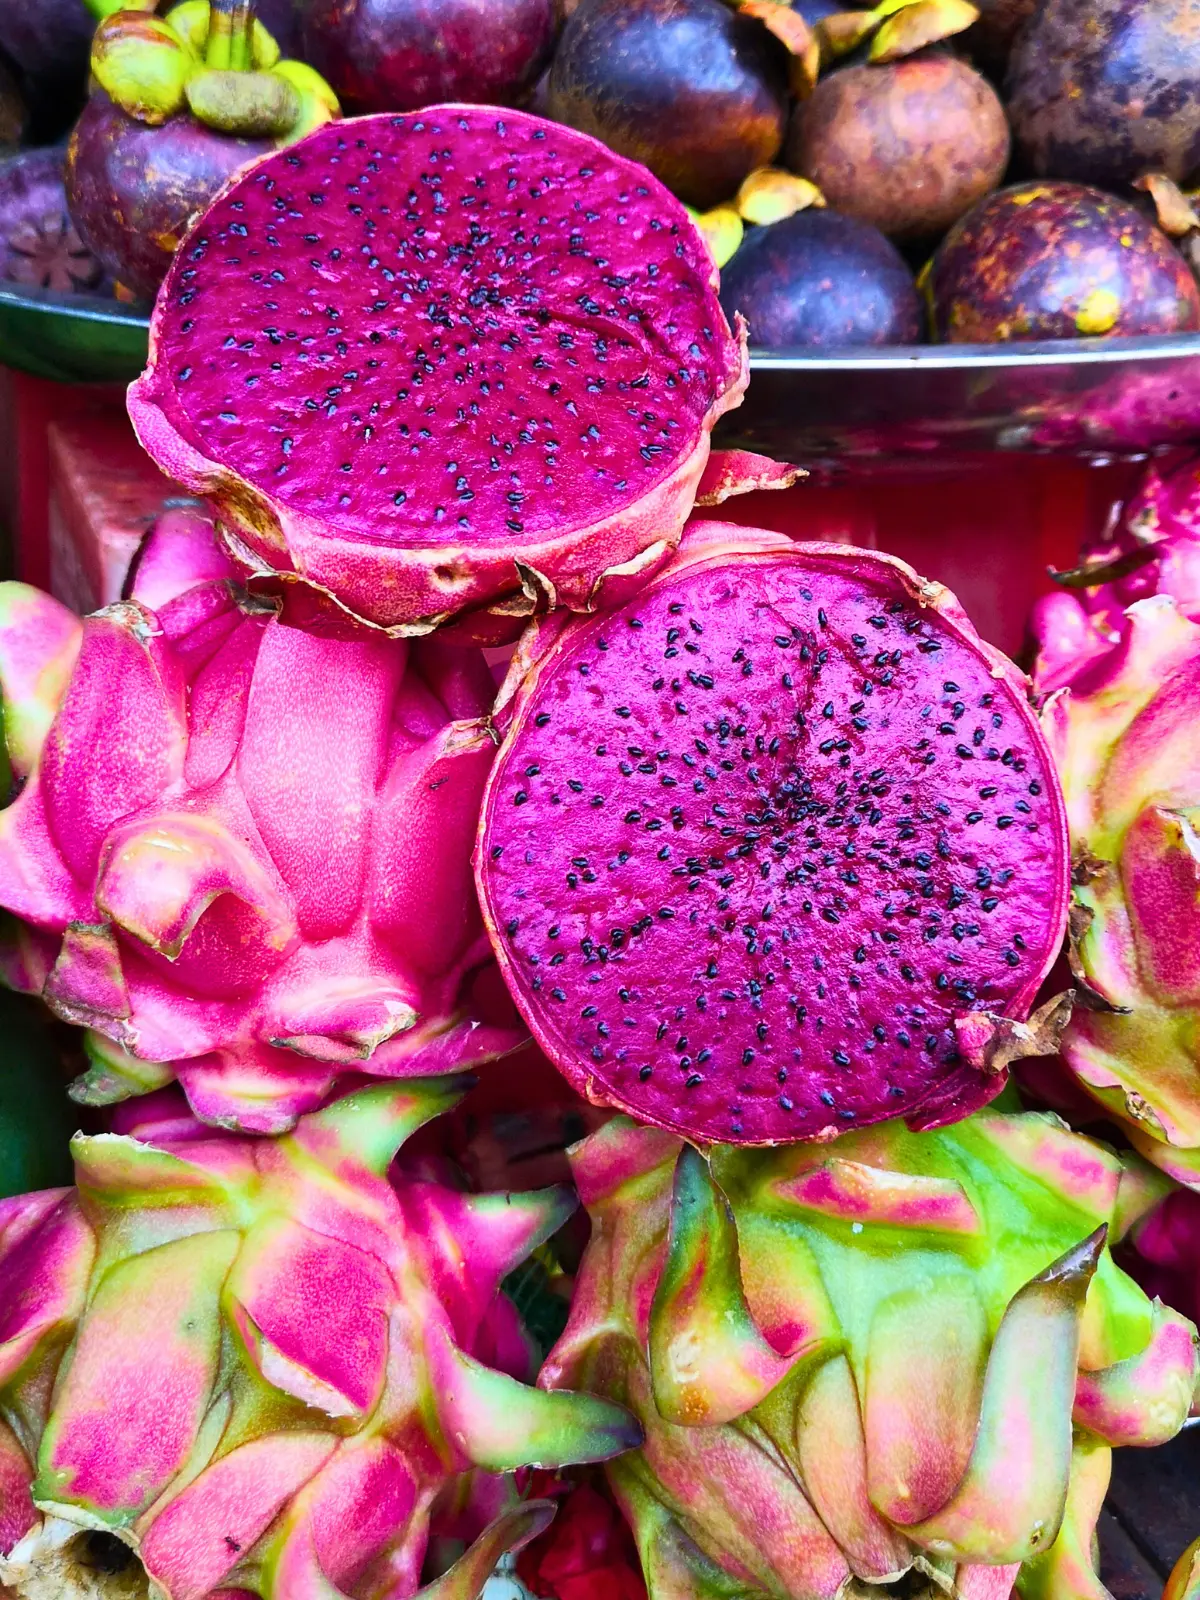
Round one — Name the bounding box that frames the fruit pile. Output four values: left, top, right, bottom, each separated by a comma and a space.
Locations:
0, 0, 1198, 348
1, 97, 1200, 1600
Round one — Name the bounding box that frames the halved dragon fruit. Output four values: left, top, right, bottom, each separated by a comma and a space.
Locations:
475, 521, 1071, 1146
128, 107, 748, 641
0, 510, 525, 1132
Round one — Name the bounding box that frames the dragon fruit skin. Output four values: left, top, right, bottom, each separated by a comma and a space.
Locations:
0, 509, 525, 1133
0, 1077, 641, 1600
1030, 454, 1200, 1184
537, 1112, 1198, 1600
127, 107, 748, 642
1120, 1183, 1200, 1333
475, 518, 1071, 1147
1031, 451, 1200, 697
515, 1476, 647, 1600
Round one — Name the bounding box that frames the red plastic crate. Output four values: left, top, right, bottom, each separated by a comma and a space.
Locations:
0, 366, 1145, 656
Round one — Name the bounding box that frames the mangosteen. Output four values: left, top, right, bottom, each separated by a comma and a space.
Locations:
547, 0, 790, 211
1008, 0, 1200, 189
719, 208, 922, 347
300, 0, 556, 113
788, 53, 1010, 242
967, 0, 1036, 76
926, 181, 1200, 343
0, 0, 92, 141
0, 147, 103, 295
65, 0, 339, 303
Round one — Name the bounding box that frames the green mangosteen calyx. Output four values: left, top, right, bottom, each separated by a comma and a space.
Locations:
89, 0, 339, 143
185, 69, 299, 137
1134, 174, 1200, 241
816, 0, 979, 66
84, 0, 157, 18
868, 0, 979, 61
91, 13, 197, 125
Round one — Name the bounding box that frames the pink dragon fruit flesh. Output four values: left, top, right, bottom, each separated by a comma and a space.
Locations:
0, 508, 526, 1133
127, 107, 748, 642
0, 1075, 641, 1600
538, 1110, 1198, 1600
474, 520, 1072, 1146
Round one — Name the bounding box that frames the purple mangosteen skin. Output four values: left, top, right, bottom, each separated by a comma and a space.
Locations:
1007, 0, 1200, 188
65, 93, 273, 304
299, 0, 556, 113
0, 0, 92, 88
719, 209, 923, 349
969, 0, 1037, 75
253, 0, 302, 53
547, 0, 790, 211
0, 147, 104, 293
928, 182, 1200, 342
0, 0, 91, 140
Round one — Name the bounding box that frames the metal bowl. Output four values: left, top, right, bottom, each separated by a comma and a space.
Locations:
0, 283, 150, 385
3, 284, 1199, 459
720, 333, 1200, 463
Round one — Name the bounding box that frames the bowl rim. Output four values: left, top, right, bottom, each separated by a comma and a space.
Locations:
2, 285, 1199, 381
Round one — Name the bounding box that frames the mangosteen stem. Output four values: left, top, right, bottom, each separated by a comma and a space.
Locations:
205, 0, 257, 71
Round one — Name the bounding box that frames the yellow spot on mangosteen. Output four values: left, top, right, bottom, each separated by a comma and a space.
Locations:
1075, 289, 1120, 335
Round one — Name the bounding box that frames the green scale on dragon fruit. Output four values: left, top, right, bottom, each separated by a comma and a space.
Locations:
539, 1110, 1198, 1600
126, 107, 748, 644
0, 1076, 640, 1600
475, 520, 1072, 1147
0, 508, 527, 1134
1030, 450, 1200, 1190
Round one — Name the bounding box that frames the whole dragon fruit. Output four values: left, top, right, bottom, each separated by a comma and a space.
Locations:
539, 1110, 1198, 1600
0, 1076, 640, 1600
475, 519, 1072, 1147
1031, 452, 1200, 1184
127, 107, 748, 643
0, 509, 524, 1133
